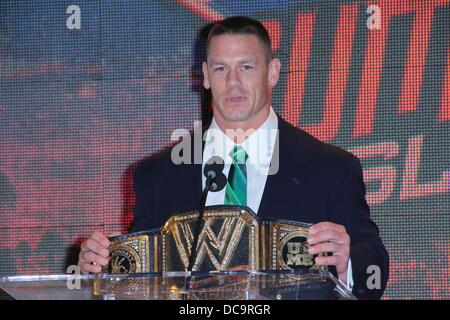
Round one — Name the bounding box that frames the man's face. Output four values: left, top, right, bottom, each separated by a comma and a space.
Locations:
202, 34, 280, 130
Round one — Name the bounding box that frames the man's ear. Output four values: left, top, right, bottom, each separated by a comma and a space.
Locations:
202, 62, 211, 90
268, 58, 281, 87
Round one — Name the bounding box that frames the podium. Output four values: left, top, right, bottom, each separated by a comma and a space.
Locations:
0, 269, 355, 300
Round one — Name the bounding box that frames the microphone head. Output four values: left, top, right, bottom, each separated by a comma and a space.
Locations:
206, 170, 216, 179
203, 156, 226, 192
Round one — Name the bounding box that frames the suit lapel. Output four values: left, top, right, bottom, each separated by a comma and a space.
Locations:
163, 120, 210, 213
182, 120, 210, 209
257, 116, 315, 222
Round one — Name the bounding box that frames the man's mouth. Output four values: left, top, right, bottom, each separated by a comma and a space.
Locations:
226, 96, 247, 103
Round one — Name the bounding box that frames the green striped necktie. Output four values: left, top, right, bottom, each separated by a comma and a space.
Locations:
224, 145, 248, 206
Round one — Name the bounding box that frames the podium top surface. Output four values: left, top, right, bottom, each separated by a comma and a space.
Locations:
0, 270, 356, 300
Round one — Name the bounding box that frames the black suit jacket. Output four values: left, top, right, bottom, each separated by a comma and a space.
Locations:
131, 115, 389, 299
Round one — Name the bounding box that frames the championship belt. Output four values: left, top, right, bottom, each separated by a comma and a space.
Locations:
101, 230, 160, 274
103, 205, 325, 273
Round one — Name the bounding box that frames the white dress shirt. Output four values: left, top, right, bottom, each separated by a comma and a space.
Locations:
202, 107, 278, 213
201, 106, 353, 290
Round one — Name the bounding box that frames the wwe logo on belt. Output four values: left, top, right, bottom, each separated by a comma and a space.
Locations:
174, 217, 246, 271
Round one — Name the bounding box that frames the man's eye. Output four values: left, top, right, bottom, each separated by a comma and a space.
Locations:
214, 67, 226, 72
242, 65, 253, 70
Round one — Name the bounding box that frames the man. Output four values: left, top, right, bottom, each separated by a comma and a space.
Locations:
78, 16, 389, 299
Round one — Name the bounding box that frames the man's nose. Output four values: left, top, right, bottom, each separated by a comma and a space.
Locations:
226, 69, 242, 86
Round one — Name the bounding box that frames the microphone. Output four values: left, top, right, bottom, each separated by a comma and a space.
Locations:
203, 156, 227, 192
187, 156, 226, 275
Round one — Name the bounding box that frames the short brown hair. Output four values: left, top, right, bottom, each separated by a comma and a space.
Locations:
205, 16, 273, 63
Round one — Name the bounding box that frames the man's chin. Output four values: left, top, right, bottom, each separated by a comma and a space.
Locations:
218, 107, 251, 122
222, 112, 251, 122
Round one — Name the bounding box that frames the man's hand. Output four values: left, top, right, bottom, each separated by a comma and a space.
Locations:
77, 231, 120, 274
307, 222, 350, 283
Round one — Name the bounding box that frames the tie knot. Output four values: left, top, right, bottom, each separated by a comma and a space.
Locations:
230, 145, 248, 164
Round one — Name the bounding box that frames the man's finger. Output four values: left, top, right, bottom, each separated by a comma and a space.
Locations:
308, 241, 340, 255
80, 241, 89, 252
315, 255, 340, 266
84, 239, 109, 257
315, 255, 349, 277
80, 251, 109, 266
309, 222, 346, 235
307, 230, 342, 245
79, 261, 102, 274
91, 231, 110, 247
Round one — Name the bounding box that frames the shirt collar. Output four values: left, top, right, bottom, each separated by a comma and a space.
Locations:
204, 107, 278, 166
